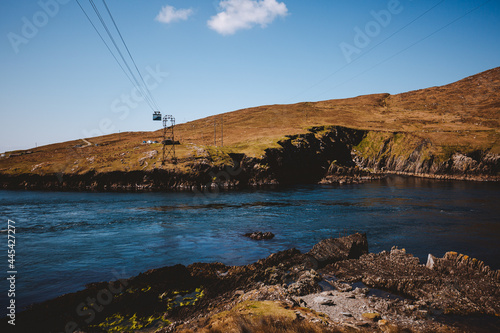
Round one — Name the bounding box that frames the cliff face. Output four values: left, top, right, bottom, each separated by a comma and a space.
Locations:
260, 126, 367, 185
254, 126, 499, 185
352, 131, 499, 180
0, 126, 498, 191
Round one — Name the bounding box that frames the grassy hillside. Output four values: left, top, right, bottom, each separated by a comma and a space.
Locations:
1, 67, 499, 176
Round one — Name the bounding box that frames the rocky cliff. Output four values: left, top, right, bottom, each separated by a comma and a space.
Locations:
352, 131, 499, 181
259, 126, 499, 184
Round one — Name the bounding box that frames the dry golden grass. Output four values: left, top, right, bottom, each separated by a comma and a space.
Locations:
176, 301, 340, 333
186, 314, 337, 333
1, 67, 499, 175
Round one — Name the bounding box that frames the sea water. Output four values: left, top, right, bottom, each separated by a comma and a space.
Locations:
0, 176, 498, 311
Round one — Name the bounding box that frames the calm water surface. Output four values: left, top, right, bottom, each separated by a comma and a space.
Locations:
0, 176, 499, 311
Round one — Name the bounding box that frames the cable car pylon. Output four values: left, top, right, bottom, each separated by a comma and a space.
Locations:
153, 113, 176, 165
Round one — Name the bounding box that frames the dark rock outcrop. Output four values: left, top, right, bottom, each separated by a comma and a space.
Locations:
307, 233, 369, 268
244, 231, 275, 240
262, 126, 367, 185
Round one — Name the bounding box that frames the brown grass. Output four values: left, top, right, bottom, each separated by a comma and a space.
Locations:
176, 301, 340, 333
198, 314, 337, 333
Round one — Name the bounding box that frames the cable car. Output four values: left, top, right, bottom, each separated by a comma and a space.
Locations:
153, 111, 161, 121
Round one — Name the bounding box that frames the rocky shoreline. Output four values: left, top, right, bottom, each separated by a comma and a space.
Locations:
3, 233, 499, 332
0, 168, 496, 193
1, 126, 498, 192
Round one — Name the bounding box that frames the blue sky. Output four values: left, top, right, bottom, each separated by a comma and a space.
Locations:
1, 0, 499, 153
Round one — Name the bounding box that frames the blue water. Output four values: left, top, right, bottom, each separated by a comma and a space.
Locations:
0, 176, 499, 312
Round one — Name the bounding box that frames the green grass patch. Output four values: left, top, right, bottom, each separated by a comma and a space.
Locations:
354, 131, 392, 159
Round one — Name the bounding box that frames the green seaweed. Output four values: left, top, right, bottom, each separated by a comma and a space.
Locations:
159, 287, 205, 311
93, 312, 171, 332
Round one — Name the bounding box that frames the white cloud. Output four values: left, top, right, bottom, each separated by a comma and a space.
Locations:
155, 5, 193, 24
208, 0, 288, 35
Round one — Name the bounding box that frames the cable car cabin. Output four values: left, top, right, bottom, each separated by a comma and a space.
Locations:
153, 111, 161, 121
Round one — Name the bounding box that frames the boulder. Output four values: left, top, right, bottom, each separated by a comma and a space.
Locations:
307, 233, 368, 268
287, 270, 322, 296
244, 231, 275, 240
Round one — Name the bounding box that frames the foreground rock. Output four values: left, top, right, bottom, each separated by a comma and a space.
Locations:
327, 247, 500, 317
307, 233, 369, 268
2, 233, 499, 333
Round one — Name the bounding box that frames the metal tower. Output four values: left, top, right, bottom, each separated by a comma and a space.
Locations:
162, 115, 176, 164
